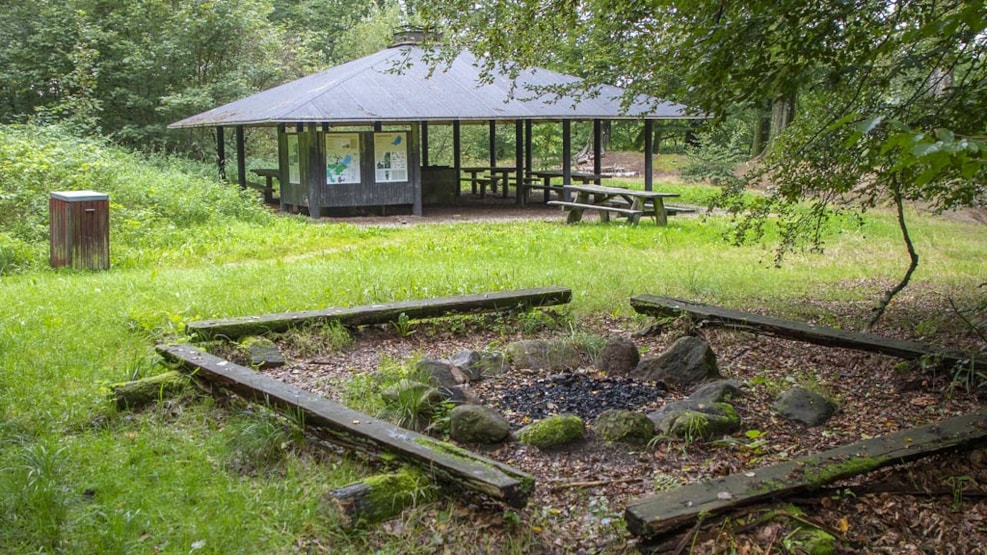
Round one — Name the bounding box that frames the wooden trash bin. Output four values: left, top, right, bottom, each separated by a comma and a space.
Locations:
49, 190, 110, 270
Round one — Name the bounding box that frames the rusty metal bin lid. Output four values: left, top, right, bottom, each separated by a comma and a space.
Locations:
50, 190, 109, 202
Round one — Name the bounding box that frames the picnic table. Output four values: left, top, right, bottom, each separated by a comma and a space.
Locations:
523, 170, 609, 205
549, 184, 681, 226
461, 166, 516, 198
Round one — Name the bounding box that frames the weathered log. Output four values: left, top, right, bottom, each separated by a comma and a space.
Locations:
625, 408, 987, 538
109, 370, 189, 410
326, 467, 438, 527
156, 343, 534, 507
630, 294, 982, 372
187, 286, 572, 340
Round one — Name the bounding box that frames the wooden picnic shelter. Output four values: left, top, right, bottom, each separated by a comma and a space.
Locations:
168, 30, 695, 218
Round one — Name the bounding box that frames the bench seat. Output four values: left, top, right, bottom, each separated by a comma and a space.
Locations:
547, 201, 643, 217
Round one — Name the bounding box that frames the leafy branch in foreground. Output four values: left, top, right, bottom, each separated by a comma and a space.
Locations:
415, 0, 987, 327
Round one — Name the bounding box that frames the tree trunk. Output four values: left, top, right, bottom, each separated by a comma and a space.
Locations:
769, 92, 796, 141
866, 176, 919, 330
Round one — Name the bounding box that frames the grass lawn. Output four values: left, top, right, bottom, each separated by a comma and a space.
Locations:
1, 128, 984, 553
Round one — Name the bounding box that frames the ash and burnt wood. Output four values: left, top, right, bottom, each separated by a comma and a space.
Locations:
625, 408, 987, 538
187, 286, 572, 340
156, 344, 534, 507
630, 294, 981, 372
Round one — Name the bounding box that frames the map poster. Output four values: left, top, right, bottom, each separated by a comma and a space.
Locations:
374, 132, 408, 183
325, 133, 361, 184
286, 134, 300, 184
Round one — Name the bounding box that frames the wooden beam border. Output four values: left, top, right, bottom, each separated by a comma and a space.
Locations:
187, 286, 572, 340
157, 343, 534, 508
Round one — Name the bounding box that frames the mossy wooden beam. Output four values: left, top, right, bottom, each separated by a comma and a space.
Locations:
326, 467, 438, 528
187, 286, 572, 340
630, 294, 981, 372
109, 370, 189, 410
156, 343, 534, 507
625, 408, 987, 538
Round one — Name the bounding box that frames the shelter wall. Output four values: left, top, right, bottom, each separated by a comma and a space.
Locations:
277, 125, 421, 216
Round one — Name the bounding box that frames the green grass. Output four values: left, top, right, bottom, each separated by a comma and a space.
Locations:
0, 125, 984, 553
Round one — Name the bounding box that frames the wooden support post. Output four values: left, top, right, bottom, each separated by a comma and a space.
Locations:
562, 120, 572, 201
630, 294, 983, 372
187, 286, 572, 340
410, 123, 422, 216
216, 126, 226, 181
488, 119, 496, 167
421, 121, 429, 167
593, 119, 603, 185
515, 119, 523, 204
626, 408, 987, 538
453, 120, 462, 196
157, 344, 534, 507
644, 119, 654, 191
235, 125, 246, 189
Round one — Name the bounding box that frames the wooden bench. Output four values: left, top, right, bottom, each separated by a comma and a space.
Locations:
547, 200, 643, 224
245, 181, 278, 204
522, 183, 565, 205
664, 205, 698, 216
606, 199, 697, 223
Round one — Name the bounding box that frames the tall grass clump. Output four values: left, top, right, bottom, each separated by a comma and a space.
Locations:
0, 123, 271, 273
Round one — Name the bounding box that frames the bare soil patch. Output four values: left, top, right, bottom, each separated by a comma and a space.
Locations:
248, 284, 986, 554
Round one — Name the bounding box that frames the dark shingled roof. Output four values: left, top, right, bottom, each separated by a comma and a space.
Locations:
169, 45, 691, 128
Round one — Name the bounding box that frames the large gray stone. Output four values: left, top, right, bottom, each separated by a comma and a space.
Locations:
517, 414, 585, 449
773, 388, 836, 426
450, 350, 507, 381
688, 379, 744, 404
504, 340, 581, 371
597, 337, 640, 376
594, 410, 654, 445
242, 336, 285, 369
648, 400, 740, 441
449, 404, 511, 444
630, 336, 720, 389
416, 359, 469, 389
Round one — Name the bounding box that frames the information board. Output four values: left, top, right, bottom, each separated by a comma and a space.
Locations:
325, 133, 361, 184
374, 132, 408, 183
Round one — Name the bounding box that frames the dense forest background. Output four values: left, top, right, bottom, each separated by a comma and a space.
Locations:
0, 0, 405, 157
0, 0, 695, 167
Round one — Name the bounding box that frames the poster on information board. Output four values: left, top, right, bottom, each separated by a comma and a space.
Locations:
374, 132, 408, 183
325, 133, 361, 184
286, 134, 300, 184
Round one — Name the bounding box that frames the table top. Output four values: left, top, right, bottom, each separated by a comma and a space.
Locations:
530, 170, 608, 179
461, 166, 517, 172
251, 168, 280, 178
564, 184, 679, 198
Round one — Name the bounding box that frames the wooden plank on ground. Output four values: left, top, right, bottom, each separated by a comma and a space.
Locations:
157, 343, 534, 507
626, 408, 987, 538
630, 294, 981, 372
188, 286, 572, 340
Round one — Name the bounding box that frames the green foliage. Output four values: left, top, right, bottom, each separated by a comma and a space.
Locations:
0, 124, 270, 273
0, 0, 402, 154
392, 312, 416, 337
0, 441, 70, 551
683, 117, 754, 183
415, 0, 987, 320
221, 410, 300, 475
